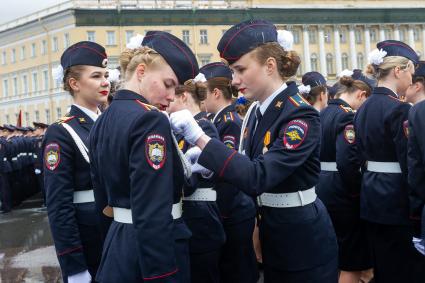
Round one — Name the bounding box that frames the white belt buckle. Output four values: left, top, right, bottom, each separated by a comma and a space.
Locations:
172, 202, 182, 219
73, 190, 95, 204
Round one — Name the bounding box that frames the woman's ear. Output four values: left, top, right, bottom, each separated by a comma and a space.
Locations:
135, 63, 146, 81
68, 77, 79, 93
265, 57, 277, 75
213, 88, 221, 99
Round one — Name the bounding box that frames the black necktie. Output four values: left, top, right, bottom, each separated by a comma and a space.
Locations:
255, 107, 263, 124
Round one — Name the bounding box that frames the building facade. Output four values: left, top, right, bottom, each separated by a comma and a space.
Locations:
1, 0, 425, 125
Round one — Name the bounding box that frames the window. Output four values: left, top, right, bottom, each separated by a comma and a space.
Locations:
35, 110, 40, 122
308, 28, 317, 44
414, 27, 421, 42
384, 28, 392, 40
357, 53, 364, 69
342, 53, 349, 70
324, 28, 332, 44
45, 109, 51, 124
32, 72, 38, 92
182, 30, 190, 45
107, 31, 116, 45
293, 29, 300, 44
5, 114, 10, 124
1, 51, 6, 65
56, 107, 62, 119
355, 29, 362, 44
326, 53, 334, 74
43, 70, 49, 90
12, 77, 18, 95
198, 54, 211, 66
22, 75, 28, 94
370, 28, 377, 42
2, 79, 9, 97
125, 30, 134, 44
31, 43, 36, 57
399, 28, 407, 42
200, 30, 208, 45
340, 28, 347, 43
310, 53, 318, 72
64, 33, 70, 48
52, 37, 58, 52
11, 49, 16, 63
87, 31, 95, 42
41, 40, 47, 55
25, 112, 30, 126
20, 46, 26, 60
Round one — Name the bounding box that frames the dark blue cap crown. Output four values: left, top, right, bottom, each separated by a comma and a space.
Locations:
377, 40, 419, 65
61, 41, 108, 69
352, 69, 376, 89
302, 72, 327, 88
414, 61, 425, 77
217, 19, 277, 65
199, 62, 233, 80
142, 31, 199, 84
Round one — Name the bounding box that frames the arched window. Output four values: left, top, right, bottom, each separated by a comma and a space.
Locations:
326, 53, 334, 75
357, 53, 364, 70
342, 53, 349, 70
311, 53, 318, 72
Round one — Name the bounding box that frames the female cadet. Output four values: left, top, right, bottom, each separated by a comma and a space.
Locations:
88, 31, 197, 283
170, 19, 338, 283
317, 74, 373, 283
167, 79, 226, 283
199, 62, 258, 283
43, 41, 110, 283
298, 71, 329, 112
354, 40, 425, 282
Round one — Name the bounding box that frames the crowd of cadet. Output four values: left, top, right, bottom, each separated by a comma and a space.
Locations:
2, 17, 425, 283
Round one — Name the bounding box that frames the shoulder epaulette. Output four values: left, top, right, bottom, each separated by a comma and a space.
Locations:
55, 116, 75, 124
223, 112, 235, 122
339, 105, 354, 113
288, 93, 310, 107
134, 100, 158, 111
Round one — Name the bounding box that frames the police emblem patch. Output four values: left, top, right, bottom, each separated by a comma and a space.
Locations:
223, 135, 236, 149
145, 134, 166, 170
44, 143, 60, 171
283, 120, 308, 150
403, 120, 409, 138
344, 125, 355, 144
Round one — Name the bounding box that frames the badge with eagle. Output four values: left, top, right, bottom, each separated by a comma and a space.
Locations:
283, 120, 308, 150
145, 134, 166, 170
44, 143, 60, 171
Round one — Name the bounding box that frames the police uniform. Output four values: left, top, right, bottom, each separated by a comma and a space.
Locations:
200, 62, 258, 283
354, 40, 425, 282
178, 112, 226, 283
408, 62, 425, 246
0, 126, 12, 213
193, 20, 338, 283
33, 122, 48, 204
89, 31, 197, 283
42, 41, 107, 282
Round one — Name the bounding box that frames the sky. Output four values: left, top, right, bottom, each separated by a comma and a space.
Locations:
0, 0, 67, 25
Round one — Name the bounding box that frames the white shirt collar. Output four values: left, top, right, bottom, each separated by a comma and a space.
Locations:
73, 104, 100, 122
258, 83, 287, 115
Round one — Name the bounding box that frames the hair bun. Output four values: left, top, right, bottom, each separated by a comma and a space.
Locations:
339, 76, 354, 87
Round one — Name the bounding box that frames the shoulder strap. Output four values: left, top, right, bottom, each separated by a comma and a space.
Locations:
61, 123, 90, 164
238, 101, 258, 154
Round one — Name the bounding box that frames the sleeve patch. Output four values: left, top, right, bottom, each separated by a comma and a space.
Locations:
344, 125, 356, 144
403, 120, 409, 138
145, 134, 166, 170
223, 135, 236, 149
44, 143, 61, 171
283, 120, 308, 150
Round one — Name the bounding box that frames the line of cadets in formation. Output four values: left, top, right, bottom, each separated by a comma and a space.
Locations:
4, 18, 425, 283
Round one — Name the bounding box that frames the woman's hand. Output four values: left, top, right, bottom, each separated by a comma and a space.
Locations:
170, 110, 205, 144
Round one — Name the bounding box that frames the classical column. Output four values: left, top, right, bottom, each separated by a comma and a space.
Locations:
334, 25, 342, 74
422, 25, 425, 55
349, 25, 357, 69
318, 26, 327, 77
364, 25, 371, 55
379, 25, 385, 41
408, 25, 415, 50
394, 24, 400, 40
303, 25, 311, 72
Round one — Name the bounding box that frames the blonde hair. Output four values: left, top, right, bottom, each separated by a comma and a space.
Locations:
119, 46, 166, 80
366, 56, 412, 81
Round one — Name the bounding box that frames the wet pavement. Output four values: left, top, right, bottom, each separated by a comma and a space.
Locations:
0, 194, 62, 283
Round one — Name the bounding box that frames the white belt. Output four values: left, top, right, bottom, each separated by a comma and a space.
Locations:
29, 153, 33, 156
21, 153, 27, 156
113, 202, 182, 224
33, 154, 38, 158
258, 187, 316, 208
73, 190, 95, 204
367, 161, 402, 174
3, 158, 6, 162
320, 162, 338, 172
182, 188, 216, 201
12, 157, 17, 161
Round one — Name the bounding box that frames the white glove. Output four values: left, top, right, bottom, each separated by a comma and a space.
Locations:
412, 237, 425, 256
68, 270, 92, 283
184, 146, 202, 164
170, 110, 204, 144
192, 162, 213, 178
34, 169, 41, 175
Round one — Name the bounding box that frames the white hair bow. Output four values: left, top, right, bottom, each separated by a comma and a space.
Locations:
368, 48, 387, 65
107, 68, 121, 83
52, 64, 64, 83
126, 34, 145, 49
277, 30, 294, 51
298, 84, 311, 94
338, 69, 354, 78
193, 73, 207, 83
